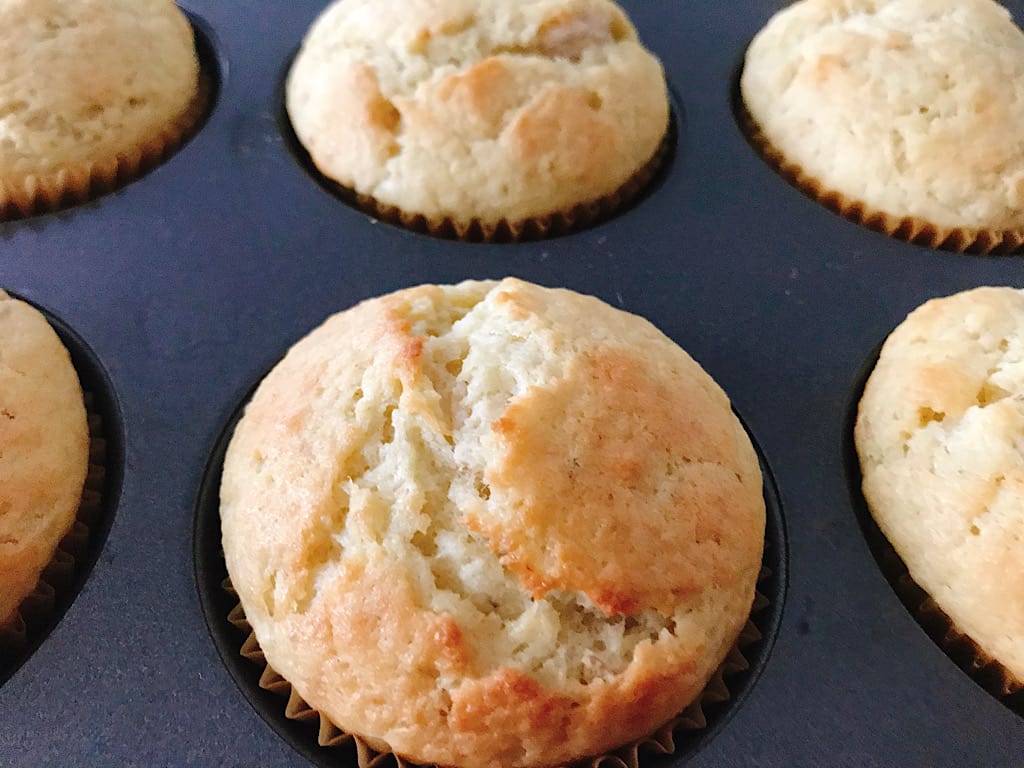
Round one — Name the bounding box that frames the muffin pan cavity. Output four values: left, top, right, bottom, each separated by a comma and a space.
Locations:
851, 315, 1024, 720
0, 296, 124, 689
278, 51, 681, 243
195, 391, 786, 768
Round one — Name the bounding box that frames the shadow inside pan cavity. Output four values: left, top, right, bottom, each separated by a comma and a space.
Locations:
194, 384, 786, 768
186, 10, 226, 120
0, 297, 125, 689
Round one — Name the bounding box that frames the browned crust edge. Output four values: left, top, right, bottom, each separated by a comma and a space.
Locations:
0, 393, 106, 655
326, 130, 672, 244
0, 72, 212, 223
222, 569, 770, 768
738, 107, 1024, 256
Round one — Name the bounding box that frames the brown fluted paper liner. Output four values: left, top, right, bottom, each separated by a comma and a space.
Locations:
872, 543, 1024, 706
0, 74, 211, 222
0, 394, 106, 658
224, 567, 771, 768
739, 108, 1024, 256
336, 133, 672, 244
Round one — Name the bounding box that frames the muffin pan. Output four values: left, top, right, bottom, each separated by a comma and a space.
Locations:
3, 1, 1024, 765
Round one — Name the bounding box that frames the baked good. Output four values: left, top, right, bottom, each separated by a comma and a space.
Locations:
0, 291, 89, 628
0, 0, 202, 219
741, 0, 1024, 253
221, 277, 765, 768
856, 286, 1024, 683
285, 0, 669, 239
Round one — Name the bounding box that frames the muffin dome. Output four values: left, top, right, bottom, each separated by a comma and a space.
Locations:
286, 0, 669, 234
0, 0, 201, 216
742, 0, 1024, 240
0, 291, 89, 627
221, 278, 765, 768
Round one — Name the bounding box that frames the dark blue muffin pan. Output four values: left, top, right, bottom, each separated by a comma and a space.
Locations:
3, 1, 1024, 765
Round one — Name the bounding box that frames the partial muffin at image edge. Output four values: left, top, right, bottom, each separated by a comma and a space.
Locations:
220, 277, 766, 768
740, 0, 1024, 254
285, 0, 671, 241
0, 291, 90, 647
856, 286, 1024, 697
0, 0, 204, 220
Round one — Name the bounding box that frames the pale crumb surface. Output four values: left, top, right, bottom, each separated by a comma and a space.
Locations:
286, 0, 669, 225
221, 278, 764, 768
0, 0, 198, 188
742, 0, 1024, 230
856, 286, 1024, 680
0, 291, 89, 626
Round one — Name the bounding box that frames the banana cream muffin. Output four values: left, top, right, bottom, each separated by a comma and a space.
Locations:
0, 0, 201, 219
286, 0, 670, 239
856, 286, 1024, 683
741, 0, 1024, 252
221, 278, 765, 768
0, 291, 89, 629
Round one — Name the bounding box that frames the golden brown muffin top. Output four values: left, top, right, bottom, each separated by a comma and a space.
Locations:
222, 278, 764, 768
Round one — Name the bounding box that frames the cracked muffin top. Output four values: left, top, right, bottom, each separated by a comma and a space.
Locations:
285, 0, 669, 228
220, 278, 765, 768
741, 0, 1024, 231
0, 291, 88, 627
856, 286, 1024, 682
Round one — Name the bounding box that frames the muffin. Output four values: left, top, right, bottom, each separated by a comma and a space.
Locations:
0, 291, 89, 631
741, 0, 1024, 253
220, 278, 765, 767
285, 0, 670, 240
856, 286, 1024, 688
0, 0, 202, 220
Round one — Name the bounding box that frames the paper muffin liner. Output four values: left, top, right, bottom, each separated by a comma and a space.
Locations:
222, 566, 771, 768
0, 394, 106, 658
869, 539, 1024, 708
334, 132, 672, 244
0, 73, 212, 223
738, 108, 1024, 256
